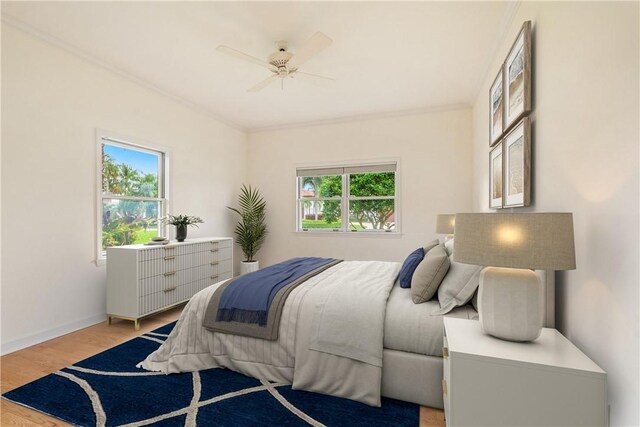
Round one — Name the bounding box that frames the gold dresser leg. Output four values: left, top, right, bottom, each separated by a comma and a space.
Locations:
107, 316, 112, 325
134, 319, 140, 331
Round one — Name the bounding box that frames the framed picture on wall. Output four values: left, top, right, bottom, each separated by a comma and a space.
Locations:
489, 66, 504, 146
503, 117, 531, 208
503, 21, 531, 131
489, 142, 503, 209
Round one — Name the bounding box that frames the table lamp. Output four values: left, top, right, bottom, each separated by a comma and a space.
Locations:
453, 213, 575, 342
435, 214, 455, 241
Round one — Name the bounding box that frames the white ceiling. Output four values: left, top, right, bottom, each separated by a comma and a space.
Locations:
2, 1, 517, 131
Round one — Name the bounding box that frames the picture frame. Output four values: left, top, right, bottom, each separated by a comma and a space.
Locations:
503, 117, 531, 208
489, 141, 503, 209
489, 66, 504, 146
503, 21, 531, 131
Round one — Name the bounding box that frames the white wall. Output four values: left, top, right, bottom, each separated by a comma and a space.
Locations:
471, 2, 639, 425
1, 25, 247, 353
247, 109, 473, 266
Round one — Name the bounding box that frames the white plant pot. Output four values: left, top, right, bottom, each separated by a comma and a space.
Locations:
240, 261, 259, 275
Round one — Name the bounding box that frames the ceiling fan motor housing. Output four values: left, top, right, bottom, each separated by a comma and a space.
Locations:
269, 41, 294, 77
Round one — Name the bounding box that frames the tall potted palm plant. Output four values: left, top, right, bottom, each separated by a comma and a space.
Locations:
227, 185, 267, 275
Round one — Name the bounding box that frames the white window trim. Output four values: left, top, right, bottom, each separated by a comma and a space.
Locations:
95, 129, 172, 266
294, 158, 401, 236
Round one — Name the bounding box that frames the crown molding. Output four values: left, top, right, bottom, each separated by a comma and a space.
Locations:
1, 13, 247, 133
2, 8, 498, 135
470, 0, 522, 106
248, 102, 472, 133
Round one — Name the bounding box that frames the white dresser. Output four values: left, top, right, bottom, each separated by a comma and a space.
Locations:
107, 237, 233, 329
443, 317, 607, 427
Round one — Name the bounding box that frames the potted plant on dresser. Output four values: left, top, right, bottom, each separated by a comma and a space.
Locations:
162, 214, 203, 242
228, 184, 267, 275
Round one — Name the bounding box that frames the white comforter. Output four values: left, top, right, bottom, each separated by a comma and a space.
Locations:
138, 260, 400, 407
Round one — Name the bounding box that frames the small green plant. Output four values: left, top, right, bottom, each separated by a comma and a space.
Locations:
161, 214, 204, 227
227, 185, 267, 262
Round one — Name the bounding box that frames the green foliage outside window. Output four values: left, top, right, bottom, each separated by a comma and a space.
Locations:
317, 172, 395, 230
102, 150, 160, 249
348, 172, 395, 230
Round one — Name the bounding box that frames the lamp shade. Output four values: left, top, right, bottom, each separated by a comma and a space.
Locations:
453, 213, 576, 270
435, 214, 455, 234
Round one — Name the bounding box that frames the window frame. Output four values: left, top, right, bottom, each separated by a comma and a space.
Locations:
95, 130, 171, 265
295, 160, 400, 235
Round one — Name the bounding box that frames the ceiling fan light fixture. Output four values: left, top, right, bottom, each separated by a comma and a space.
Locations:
268, 50, 293, 68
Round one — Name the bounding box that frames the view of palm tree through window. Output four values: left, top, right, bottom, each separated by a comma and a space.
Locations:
101, 142, 164, 250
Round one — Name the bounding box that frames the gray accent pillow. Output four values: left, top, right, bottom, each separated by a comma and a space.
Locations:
433, 257, 482, 315
423, 239, 439, 254
411, 244, 450, 304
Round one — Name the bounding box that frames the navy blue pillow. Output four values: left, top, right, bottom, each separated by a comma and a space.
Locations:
398, 248, 425, 288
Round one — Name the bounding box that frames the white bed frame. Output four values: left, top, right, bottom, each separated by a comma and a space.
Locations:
381, 270, 555, 409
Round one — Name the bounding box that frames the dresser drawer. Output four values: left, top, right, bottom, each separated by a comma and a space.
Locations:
139, 255, 178, 279
136, 239, 232, 262
138, 246, 232, 279
139, 283, 189, 315
139, 261, 233, 296
175, 239, 232, 256
138, 272, 233, 316
187, 262, 233, 283
138, 246, 178, 262
175, 247, 232, 270
139, 270, 181, 296
206, 263, 233, 283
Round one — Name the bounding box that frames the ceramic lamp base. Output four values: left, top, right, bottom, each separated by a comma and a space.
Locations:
478, 266, 543, 342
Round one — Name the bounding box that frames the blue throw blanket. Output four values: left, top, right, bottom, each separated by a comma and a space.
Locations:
203, 257, 342, 340
216, 257, 337, 325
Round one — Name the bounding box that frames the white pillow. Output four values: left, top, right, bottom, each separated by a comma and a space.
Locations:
432, 256, 481, 315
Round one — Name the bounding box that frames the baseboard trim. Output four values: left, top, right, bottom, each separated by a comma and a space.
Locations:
1, 313, 106, 356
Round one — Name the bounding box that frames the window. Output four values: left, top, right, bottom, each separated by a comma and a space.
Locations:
296, 162, 398, 233
97, 132, 168, 262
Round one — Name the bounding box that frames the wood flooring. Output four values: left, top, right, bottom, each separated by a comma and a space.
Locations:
1, 306, 445, 427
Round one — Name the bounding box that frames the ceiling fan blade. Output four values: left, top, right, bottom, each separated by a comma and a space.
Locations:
286, 32, 333, 70
247, 75, 279, 92
294, 71, 336, 86
217, 45, 276, 71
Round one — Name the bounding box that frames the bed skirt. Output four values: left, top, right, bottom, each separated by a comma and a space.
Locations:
381, 349, 443, 409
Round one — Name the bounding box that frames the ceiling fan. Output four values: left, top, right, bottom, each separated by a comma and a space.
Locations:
217, 32, 335, 92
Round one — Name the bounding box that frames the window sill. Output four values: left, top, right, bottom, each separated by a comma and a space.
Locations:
294, 230, 402, 238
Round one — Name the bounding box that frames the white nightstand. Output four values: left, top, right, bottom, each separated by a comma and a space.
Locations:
443, 317, 607, 427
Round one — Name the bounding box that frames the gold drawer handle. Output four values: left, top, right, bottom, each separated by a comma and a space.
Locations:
163, 287, 177, 293
163, 247, 175, 251
164, 256, 176, 261
442, 347, 449, 358
210, 241, 219, 245
442, 379, 448, 395
210, 261, 219, 266
211, 275, 219, 280
210, 249, 219, 253
163, 271, 176, 276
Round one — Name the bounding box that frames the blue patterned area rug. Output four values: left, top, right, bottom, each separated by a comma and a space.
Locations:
2, 322, 419, 426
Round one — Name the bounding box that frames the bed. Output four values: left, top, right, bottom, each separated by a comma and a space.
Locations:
138, 247, 554, 409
